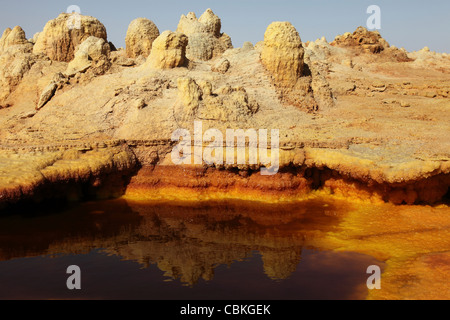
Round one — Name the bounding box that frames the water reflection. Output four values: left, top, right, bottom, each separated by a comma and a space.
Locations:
0, 198, 381, 299
113, 200, 346, 285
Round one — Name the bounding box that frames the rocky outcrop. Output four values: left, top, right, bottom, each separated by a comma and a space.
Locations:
0, 56, 33, 104
177, 9, 233, 61
261, 22, 318, 111
211, 57, 230, 74
331, 26, 389, 54
0, 39, 36, 105
0, 12, 448, 208
125, 18, 160, 58
261, 22, 305, 86
35, 73, 67, 110
66, 36, 111, 76
0, 26, 30, 52
35, 37, 111, 109
146, 31, 188, 69
330, 27, 411, 62
175, 77, 259, 122
0, 28, 12, 51
36, 82, 58, 110
110, 50, 136, 67
309, 61, 335, 109
408, 47, 448, 66
33, 13, 107, 62
304, 37, 336, 63
242, 42, 254, 51
0, 26, 36, 104
0, 144, 137, 209
77, 36, 111, 61
30, 32, 40, 44
176, 78, 203, 116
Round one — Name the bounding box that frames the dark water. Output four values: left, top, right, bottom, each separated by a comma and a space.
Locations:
0, 198, 382, 300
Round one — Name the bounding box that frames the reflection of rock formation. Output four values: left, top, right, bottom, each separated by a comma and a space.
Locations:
104, 200, 340, 285
0, 198, 345, 286
260, 248, 302, 280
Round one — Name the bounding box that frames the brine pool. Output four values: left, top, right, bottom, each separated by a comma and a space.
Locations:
0, 197, 393, 300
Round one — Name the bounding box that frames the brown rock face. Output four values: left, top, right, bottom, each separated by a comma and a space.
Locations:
125, 18, 160, 58
331, 26, 389, 54
33, 13, 107, 62
146, 31, 188, 69
177, 8, 233, 61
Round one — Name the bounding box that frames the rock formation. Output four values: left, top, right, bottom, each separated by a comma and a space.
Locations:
330, 27, 412, 63
0, 9, 449, 302
175, 77, 259, 122
30, 32, 40, 45
0, 53, 35, 105
33, 13, 108, 62
36, 82, 57, 110
0, 28, 12, 51
176, 78, 203, 116
146, 31, 188, 69
261, 22, 305, 86
242, 42, 254, 51
309, 61, 335, 109
0, 26, 36, 105
0, 144, 137, 208
331, 26, 389, 54
261, 22, 319, 111
0, 11, 448, 208
34, 36, 113, 110
0, 26, 30, 52
125, 18, 160, 58
177, 9, 233, 61
66, 36, 111, 76
211, 57, 230, 74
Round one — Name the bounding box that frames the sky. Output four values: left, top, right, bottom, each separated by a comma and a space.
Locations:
1, 0, 449, 53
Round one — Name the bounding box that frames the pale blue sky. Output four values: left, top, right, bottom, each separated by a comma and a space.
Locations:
1, 0, 449, 53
